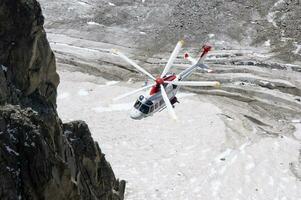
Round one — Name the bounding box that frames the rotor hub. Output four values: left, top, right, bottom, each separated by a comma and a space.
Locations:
155, 78, 165, 85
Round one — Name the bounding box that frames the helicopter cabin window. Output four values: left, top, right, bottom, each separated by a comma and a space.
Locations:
134, 100, 142, 109
159, 99, 164, 106
150, 105, 154, 113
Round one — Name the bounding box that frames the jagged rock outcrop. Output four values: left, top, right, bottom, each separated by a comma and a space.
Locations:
0, 0, 125, 199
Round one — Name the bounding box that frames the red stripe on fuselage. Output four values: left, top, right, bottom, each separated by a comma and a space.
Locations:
150, 75, 176, 95
164, 75, 177, 82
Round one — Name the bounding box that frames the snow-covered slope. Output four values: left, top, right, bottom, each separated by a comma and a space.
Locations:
57, 70, 301, 200
46, 29, 301, 199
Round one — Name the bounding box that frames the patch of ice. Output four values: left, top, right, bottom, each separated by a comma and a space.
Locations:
177, 92, 196, 98
253, 52, 271, 58
208, 34, 215, 38
1, 64, 7, 72
127, 78, 134, 83
78, 1, 90, 6
5, 146, 19, 156
274, 0, 285, 7
293, 44, 301, 55
87, 21, 102, 26
267, 11, 279, 28
8, 131, 17, 141
6, 166, 14, 172
57, 92, 70, 99
78, 89, 89, 96
264, 40, 271, 47
292, 119, 301, 123
267, 0, 286, 28
285, 63, 299, 67
106, 81, 120, 86
93, 103, 132, 113
108, 2, 116, 6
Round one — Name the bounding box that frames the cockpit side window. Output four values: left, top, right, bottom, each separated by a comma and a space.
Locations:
134, 100, 142, 109
159, 99, 165, 106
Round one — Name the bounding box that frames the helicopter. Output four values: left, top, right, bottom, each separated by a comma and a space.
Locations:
111, 41, 220, 120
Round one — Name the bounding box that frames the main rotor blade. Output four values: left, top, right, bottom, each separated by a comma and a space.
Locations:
197, 63, 213, 73
161, 40, 184, 78
113, 84, 154, 101
165, 81, 220, 87
160, 85, 178, 121
112, 49, 156, 80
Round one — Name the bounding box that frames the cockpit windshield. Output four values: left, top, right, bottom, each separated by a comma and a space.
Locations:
139, 104, 150, 114
133, 99, 153, 114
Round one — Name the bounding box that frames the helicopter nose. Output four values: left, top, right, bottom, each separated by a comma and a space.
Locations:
130, 108, 143, 120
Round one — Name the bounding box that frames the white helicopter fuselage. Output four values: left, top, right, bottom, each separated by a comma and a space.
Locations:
130, 62, 202, 120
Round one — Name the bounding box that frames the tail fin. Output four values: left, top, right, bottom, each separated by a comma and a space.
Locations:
199, 44, 212, 58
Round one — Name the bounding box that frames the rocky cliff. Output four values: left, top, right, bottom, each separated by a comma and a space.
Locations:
0, 0, 125, 199
39, 0, 301, 62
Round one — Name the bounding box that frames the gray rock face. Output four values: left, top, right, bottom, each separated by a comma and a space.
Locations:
0, 0, 125, 199
40, 0, 300, 61
0, 0, 59, 105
